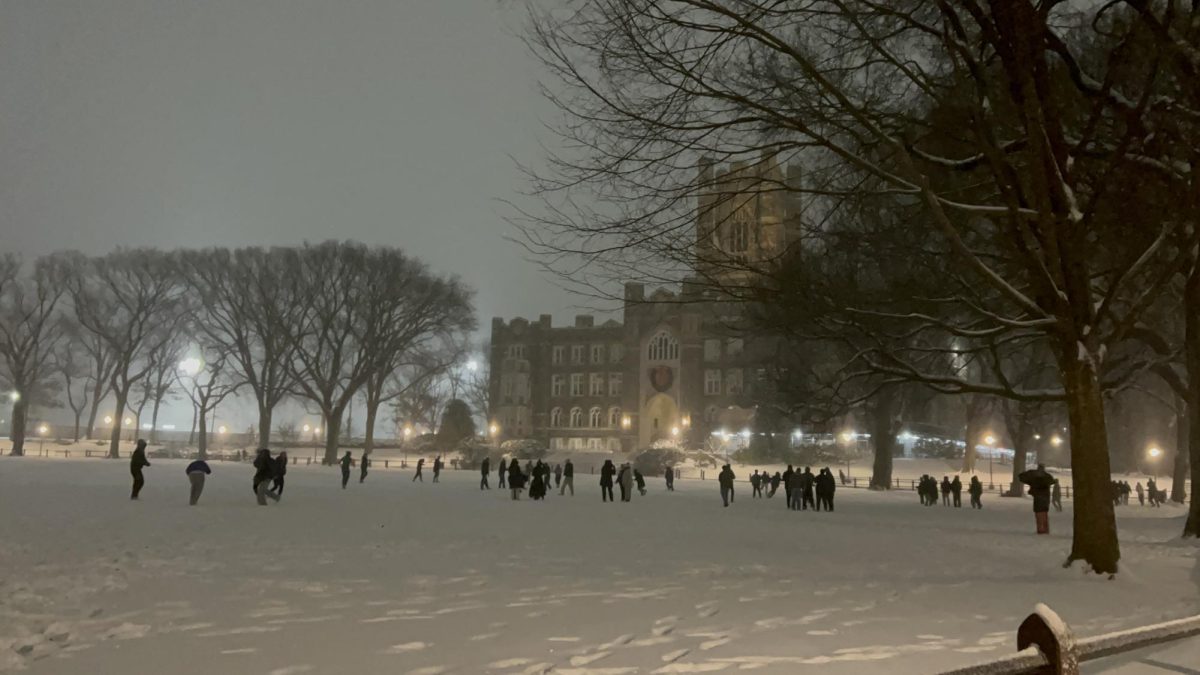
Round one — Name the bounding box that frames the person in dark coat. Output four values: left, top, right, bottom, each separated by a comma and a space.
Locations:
618, 463, 633, 502
529, 470, 546, 500
359, 451, 370, 483
554, 463, 563, 488
1052, 479, 1063, 511
782, 465, 795, 508
253, 448, 280, 505
1147, 478, 1161, 507
969, 476, 983, 509
560, 458, 575, 496
718, 464, 736, 507
130, 439, 150, 500
272, 451, 288, 496
1018, 464, 1054, 534
412, 458, 425, 482
769, 472, 782, 498
480, 457, 491, 490
185, 458, 211, 505
340, 451, 353, 489
788, 470, 803, 510
634, 468, 646, 496
750, 470, 763, 498
1135, 481, 1144, 506
600, 459, 616, 502
950, 476, 963, 508
498, 456, 507, 488
507, 458, 525, 500
664, 465, 675, 491
815, 468, 835, 511
940, 476, 952, 506
800, 467, 816, 511
432, 455, 443, 483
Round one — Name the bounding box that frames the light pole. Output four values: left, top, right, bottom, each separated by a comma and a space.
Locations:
38, 424, 48, 456
489, 423, 500, 448
1147, 445, 1163, 480
984, 434, 996, 489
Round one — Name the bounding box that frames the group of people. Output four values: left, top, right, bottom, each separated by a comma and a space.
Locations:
1115, 478, 1168, 507
917, 474, 984, 509
598, 459, 647, 502
500, 457, 579, 500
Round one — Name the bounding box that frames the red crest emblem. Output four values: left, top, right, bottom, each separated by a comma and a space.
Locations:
649, 365, 674, 392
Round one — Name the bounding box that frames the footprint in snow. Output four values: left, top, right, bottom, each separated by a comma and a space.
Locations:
488, 657, 533, 668
661, 648, 690, 663
569, 651, 612, 666
382, 642, 431, 654
699, 637, 731, 651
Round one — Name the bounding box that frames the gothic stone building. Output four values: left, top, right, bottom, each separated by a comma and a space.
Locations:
488, 155, 803, 452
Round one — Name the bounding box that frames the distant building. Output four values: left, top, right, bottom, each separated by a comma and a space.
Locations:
488, 155, 803, 451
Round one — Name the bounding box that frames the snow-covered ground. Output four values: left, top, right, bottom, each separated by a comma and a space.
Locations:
0, 457, 1196, 674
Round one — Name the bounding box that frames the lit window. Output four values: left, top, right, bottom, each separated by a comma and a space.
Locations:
589, 407, 602, 427
570, 407, 583, 428
550, 408, 562, 427
609, 407, 621, 427
647, 331, 679, 361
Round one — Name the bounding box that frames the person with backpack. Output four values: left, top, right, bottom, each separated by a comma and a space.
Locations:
130, 439, 151, 500
185, 458, 211, 506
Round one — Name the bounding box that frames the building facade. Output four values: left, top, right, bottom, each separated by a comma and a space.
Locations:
489, 155, 803, 452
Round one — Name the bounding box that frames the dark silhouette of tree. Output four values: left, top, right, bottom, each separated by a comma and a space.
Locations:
436, 399, 475, 453
0, 255, 66, 456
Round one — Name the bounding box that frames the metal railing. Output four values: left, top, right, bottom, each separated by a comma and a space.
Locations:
941, 605, 1200, 674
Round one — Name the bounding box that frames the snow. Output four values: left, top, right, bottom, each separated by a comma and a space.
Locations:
1, 457, 1197, 674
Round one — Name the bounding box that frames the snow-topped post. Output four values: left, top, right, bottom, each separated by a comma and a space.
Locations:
1017, 604, 1078, 675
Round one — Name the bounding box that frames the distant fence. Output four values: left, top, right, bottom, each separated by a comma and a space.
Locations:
941, 604, 1200, 674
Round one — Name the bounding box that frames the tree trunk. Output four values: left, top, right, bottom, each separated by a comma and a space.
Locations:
150, 397, 163, 444
323, 411, 343, 465
364, 397, 380, 454
869, 388, 895, 489
962, 395, 989, 474
1172, 397, 1188, 503
188, 405, 197, 445
1007, 406, 1031, 497
1061, 355, 1120, 574
197, 406, 208, 460
108, 391, 128, 459
72, 409, 82, 443
1182, 257, 1200, 536
257, 403, 273, 449
85, 388, 103, 440
9, 398, 29, 456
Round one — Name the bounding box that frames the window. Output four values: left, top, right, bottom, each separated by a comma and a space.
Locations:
607, 437, 621, 452
589, 407, 602, 428
570, 437, 584, 450
704, 339, 721, 362
552, 346, 565, 365
726, 338, 744, 356
590, 373, 605, 396
591, 344, 605, 364
726, 215, 750, 253
571, 345, 585, 364
647, 331, 679, 361
569, 407, 583, 428
506, 344, 526, 359
705, 369, 722, 395
609, 343, 624, 362
726, 368, 743, 395
552, 437, 566, 450
570, 374, 584, 397
609, 407, 621, 428
550, 407, 562, 427
587, 437, 601, 450
608, 373, 622, 397
551, 374, 565, 397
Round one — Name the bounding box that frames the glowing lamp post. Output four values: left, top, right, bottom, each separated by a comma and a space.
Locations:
984, 434, 997, 488
38, 423, 49, 455
1147, 445, 1163, 479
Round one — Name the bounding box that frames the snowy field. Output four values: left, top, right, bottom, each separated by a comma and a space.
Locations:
0, 457, 1197, 674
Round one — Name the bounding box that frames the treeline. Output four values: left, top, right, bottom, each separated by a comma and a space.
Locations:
0, 241, 475, 464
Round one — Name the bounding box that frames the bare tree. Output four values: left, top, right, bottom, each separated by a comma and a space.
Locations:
60, 250, 187, 458
0, 255, 66, 456
362, 346, 459, 455
54, 328, 93, 442
179, 248, 300, 447
516, 0, 1200, 574
140, 332, 185, 444
176, 345, 240, 459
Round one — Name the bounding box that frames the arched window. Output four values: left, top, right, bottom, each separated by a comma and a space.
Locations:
609, 407, 621, 428
647, 331, 679, 361
589, 407, 602, 428
569, 407, 583, 428
550, 407, 562, 428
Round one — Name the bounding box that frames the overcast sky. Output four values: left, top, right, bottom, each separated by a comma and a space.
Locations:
0, 0, 587, 334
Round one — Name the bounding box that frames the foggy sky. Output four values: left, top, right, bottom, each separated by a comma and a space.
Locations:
0, 0, 580, 328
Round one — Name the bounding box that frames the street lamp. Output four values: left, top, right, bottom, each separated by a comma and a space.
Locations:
38, 423, 48, 455
670, 426, 680, 438
984, 434, 997, 488
8, 391, 19, 403
1147, 445, 1163, 479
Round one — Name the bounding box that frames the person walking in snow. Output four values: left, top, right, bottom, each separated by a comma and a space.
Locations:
560, 458, 575, 496
253, 448, 280, 505
664, 465, 675, 491
782, 464, 795, 507
718, 464, 736, 507
600, 459, 616, 502
951, 476, 963, 508
769, 471, 782, 498
554, 463, 563, 489
1136, 481, 1144, 506
634, 468, 647, 496
969, 476, 983, 509
529, 468, 546, 500
1051, 479, 1063, 511
185, 458, 211, 506
340, 451, 353, 489
619, 463, 634, 502
130, 438, 151, 500
788, 470, 803, 510
498, 456, 507, 489
507, 458, 525, 500
941, 476, 952, 506
432, 455, 443, 483
359, 451, 370, 483
272, 450, 288, 496
412, 458, 425, 482
1019, 464, 1054, 534
480, 456, 491, 490
800, 467, 816, 511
